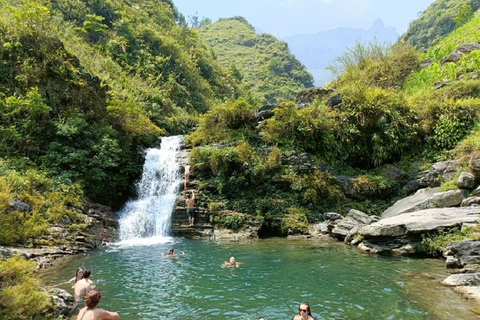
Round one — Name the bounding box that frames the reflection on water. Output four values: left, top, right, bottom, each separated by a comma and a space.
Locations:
43, 238, 480, 320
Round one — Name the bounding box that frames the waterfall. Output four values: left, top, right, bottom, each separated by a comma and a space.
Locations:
117, 135, 183, 245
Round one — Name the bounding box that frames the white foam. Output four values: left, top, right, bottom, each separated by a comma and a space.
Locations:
115, 235, 175, 247
117, 135, 183, 242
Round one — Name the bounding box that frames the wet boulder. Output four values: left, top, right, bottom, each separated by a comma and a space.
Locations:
444, 240, 480, 272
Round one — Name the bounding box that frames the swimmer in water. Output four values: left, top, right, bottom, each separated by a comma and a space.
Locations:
221, 256, 240, 268
161, 248, 185, 257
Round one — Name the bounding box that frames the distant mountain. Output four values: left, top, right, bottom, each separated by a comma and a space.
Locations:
283, 19, 399, 86
198, 17, 314, 105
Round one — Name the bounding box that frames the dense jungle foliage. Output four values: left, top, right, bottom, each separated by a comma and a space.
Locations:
186, 2, 480, 234
198, 17, 314, 105
1, 0, 479, 246
401, 0, 480, 51
0, 0, 246, 248
2, 0, 480, 317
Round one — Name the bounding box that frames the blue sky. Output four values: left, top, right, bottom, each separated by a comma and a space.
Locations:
173, 0, 435, 38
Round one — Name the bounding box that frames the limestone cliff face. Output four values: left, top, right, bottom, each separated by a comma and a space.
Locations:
171, 147, 262, 240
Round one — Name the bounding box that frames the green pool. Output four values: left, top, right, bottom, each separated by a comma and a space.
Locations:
45, 237, 480, 320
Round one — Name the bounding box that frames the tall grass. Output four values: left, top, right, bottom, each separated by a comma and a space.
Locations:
327, 40, 391, 80
405, 11, 480, 94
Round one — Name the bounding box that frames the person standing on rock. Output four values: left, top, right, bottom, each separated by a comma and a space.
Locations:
184, 163, 191, 189
185, 190, 195, 227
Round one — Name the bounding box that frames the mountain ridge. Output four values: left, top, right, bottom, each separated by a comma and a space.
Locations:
283, 19, 399, 85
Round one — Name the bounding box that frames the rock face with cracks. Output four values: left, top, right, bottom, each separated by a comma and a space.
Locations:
358, 207, 480, 254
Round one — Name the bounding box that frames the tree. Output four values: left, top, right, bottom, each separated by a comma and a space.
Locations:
453, 4, 473, 29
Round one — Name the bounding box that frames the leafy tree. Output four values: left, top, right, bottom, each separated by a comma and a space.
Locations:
0, 0, 241, 208
453, 4, 474, 28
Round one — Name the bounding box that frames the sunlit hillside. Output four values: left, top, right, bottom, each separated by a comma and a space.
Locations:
405, 11, 480, 93
198, 17, 314, 105
401, 0, 480, 51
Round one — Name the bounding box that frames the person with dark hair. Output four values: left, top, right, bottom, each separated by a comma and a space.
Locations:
161, 248, 185, 257
76, 288, 119, 320
292, 302, 315, 320
74, 269, 94, 303
68, 267, 84, 287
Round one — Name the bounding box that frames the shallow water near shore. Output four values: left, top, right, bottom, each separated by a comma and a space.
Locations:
44, 237, 480, 320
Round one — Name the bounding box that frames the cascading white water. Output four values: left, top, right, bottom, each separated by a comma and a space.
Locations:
117, 135, 183, 245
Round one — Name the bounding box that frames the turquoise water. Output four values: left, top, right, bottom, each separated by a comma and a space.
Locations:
46, 238, 480, 320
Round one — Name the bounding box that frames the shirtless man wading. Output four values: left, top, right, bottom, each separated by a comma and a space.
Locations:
74, 269, 94, 305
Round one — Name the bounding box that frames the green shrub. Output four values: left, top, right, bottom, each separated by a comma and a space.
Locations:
189, 141, 279, 189
412, 90, 480, 152
158, 112, 198, 135
0, 256, 52, 320
282, 168, 343, 206
334, 84, 418, 167
189, 146, 237, 177
349, 174, 402, 199
418, 226, 480, 256
186, 98, 256, 146
328, 40, 419, 89
0, 87, 50, 158
0, 159, 85, 246
280, 207, 309, 235
259, 101, 337, 157
453, 123, 480, 156
212, 211, 246, 230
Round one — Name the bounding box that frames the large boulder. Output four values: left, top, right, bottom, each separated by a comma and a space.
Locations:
444, 240, 480, 272
441, 43, 480, 64
461, 197, 480, 207
254, 105, 276, 122
381, 188, 467, 219
48, 288, 76, 318
331, 209, 377, 242
469, 152, 480, 179
457, 172, 476, 189
359, 207, 480, 254
443, 273, 480, 286
295, 87, 334, 108
330, 217, 358, 241
8, 200, 32, 212
382, 165, 409, 180
419, 160, 459, 188
323, 212, 343, 221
